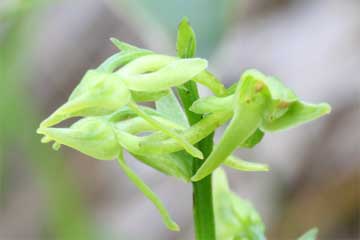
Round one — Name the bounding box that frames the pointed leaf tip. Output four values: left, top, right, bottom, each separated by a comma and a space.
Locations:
179, 16, 189, 24
177, 17, 196, 58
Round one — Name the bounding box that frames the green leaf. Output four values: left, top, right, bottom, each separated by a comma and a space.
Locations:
213, 168, 266, 240
298, 228, 318, 240
117, 150, 180, 231
176, 17, 196, 58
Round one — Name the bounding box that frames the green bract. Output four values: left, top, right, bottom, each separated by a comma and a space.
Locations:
37, 20, 330, 235
213, 168, 266, 240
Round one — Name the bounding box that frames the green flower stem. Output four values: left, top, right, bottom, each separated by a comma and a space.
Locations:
177, 80, 216, 240
176, 17, 217, 240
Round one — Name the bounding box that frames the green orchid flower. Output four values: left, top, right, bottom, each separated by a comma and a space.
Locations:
38, 113, 186, 230
192, 69, 331, 181
39, 50, 210, 158
38, 117, 120, 160
40, 71, 131, 128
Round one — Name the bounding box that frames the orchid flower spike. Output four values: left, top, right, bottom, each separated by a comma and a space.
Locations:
36, 30, 331, 234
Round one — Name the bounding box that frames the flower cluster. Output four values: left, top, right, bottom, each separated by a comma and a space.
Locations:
37, 30, 330, 232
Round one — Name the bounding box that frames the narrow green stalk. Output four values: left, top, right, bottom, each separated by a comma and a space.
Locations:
176, 17, 216, 239
177, 81, 216, 240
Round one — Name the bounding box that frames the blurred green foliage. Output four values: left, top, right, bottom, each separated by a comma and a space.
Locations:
0, 1, 99, 239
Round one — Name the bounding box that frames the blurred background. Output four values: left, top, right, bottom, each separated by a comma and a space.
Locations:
0, 0, 359, 239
